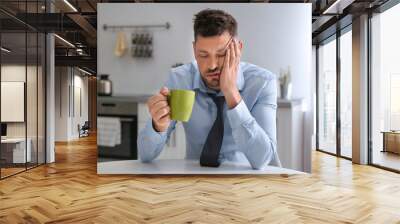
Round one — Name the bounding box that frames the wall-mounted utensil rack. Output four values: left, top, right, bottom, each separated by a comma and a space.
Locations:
103, 22, 171, 31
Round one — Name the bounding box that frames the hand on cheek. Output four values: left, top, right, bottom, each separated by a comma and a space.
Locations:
220, 39, 242, 109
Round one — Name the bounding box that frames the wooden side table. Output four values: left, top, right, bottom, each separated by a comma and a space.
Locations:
381, 131, 400, 154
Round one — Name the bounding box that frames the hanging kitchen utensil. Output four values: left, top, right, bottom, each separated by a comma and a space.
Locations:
114, 31, 127, 57
131, 31, 153, 58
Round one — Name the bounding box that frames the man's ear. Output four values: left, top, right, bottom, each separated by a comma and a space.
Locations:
192, 41, 198, 60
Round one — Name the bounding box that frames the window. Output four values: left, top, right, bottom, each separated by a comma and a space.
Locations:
317, 37, 337, 155
370, 3, 400, 171
316, 27, 353, 159
340, 29, 352, 158
0, 1, 47, 179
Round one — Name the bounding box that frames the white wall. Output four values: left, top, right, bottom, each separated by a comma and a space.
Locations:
55, 67, 89, 141
55, 67, 68, 141
46, 32, 55, 163
98, 3, 313, 171
371, 4, 400, 153
1, 66, 26, 129
98, 4, 311, 101
1, 65, 42, 137
352, 14, 369, 164
72, 73, 89, 137
312, 45, 317, 152
376, 5, 400, 130
1, 64, 46, 164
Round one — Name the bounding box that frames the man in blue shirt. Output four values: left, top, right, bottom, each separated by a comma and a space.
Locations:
138, 9, 281, 169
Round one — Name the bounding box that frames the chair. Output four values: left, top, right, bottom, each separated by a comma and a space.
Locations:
78, 121, 90, 138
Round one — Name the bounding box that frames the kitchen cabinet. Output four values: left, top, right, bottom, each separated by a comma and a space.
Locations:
277, 99, 304, 171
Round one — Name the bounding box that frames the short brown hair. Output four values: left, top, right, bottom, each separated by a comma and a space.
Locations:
193, 9, 237, 41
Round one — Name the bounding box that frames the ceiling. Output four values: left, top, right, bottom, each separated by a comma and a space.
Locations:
0, 0, 393, 74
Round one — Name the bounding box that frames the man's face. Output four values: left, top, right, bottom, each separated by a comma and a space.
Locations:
193, 31, 241, 91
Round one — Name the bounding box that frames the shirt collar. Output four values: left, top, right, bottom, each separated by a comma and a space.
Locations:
192, 60, 244, 95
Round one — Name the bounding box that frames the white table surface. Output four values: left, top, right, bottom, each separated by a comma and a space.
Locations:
1, 137, 26, 143
1, 137, 32, 163
97, 159, 304, 175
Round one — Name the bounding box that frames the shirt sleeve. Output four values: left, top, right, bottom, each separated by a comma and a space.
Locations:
137, 119, 176, 162
226, 77, 280, 169
137, 68, 179, 163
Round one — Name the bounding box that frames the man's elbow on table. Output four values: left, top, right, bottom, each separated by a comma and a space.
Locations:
139, 154, 153, 163
248, 146, 276, 170
250, 160, 268, 170
250, 156, 272, 170
137, 140, 155, 163
138, 146, 160, 163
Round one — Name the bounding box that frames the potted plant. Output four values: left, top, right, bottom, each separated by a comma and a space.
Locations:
279, 66, 292, 100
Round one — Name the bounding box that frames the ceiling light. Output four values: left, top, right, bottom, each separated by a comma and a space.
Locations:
78, 67, 92, 76
1, 47, 11, 53
63, 0, 78, 12
322, 0, 355, 15
54, 34, 75, 48
76, 48, 85, 55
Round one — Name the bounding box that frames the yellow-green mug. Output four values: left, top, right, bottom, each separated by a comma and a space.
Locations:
168, 89, 195, 122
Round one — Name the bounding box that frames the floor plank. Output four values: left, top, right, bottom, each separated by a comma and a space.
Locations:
1, 134, 400, 223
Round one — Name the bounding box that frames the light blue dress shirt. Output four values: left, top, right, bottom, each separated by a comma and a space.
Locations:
137, 61, 281, 169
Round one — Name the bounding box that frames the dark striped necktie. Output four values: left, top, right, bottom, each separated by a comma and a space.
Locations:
200, 94, 225, 167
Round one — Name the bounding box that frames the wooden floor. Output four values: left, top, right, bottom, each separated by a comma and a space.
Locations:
372, 150, 400, 171
1, 167, 26, 178
1, 135, 400, 223
1, 163, 45, 178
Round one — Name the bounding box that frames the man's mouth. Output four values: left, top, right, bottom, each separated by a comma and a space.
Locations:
207, 72, 220, 77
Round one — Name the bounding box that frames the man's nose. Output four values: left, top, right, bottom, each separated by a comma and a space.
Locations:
208, 56, 219, 71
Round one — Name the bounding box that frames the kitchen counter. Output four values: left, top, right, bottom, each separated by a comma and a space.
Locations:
98, 95, 152, 103
99, 95, 303, 108
97, 159, 304, 175
277, 98, 303, 108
